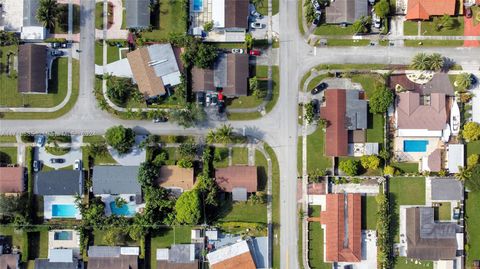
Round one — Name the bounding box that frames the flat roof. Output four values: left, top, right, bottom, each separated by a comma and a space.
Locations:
447, 144, 464, 173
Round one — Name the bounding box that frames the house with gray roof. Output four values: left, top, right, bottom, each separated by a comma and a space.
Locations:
125, 0, 150, 29
35, 249, 79, 269
325, 0, 368, 24
88, 246, 139, 269
22, 0, 46, 40
430, 178, 464, 201
156, 244, 198, 269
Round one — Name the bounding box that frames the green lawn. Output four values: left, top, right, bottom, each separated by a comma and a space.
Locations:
301, 127, 332, 175
0, 136, 17, 143
213, 147, 229, 168
256, 0, 278, 15
81, 147, 117, 166
0, 226, 26, 254
351, 73, 386, 99
227, 66, 267, 108
306, 74, 330, 91
325, 39, 370, 46
2, 59, 80, 119
149, 226, 192, 267
404, 18, 464, 36
83, 135, 105, 144
298, 0, 305, 35
95, 2, 104, 30
367, 113, 385, 144
391, 162, 419, 174
466, 191, 480, 266
231, 147, 248, 165
363, 195, 378, 230
404, 40, 464, 47
314, 24, 355, 36
435, 202, 451, 221
389, 177, 426, 208
467, 141, 480, 157
93, 229, 138, 246
0, 147, 17, 164
394, 257, 433, 269
308, 222, 331, 269
54, 4, 81, 34
27, 228, 49, 259
265, 145, 280, 268
403, 21, 419, 35
95, 43, 123, 65
141, 0, 186, 40
217, 201, 267, 224
255, 150, 268, 191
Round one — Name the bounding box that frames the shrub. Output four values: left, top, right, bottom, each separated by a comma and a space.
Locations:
463, 122, 480, 141
361, 155, 381, 170
468, 154, 479, 168
339, 159, 360, 176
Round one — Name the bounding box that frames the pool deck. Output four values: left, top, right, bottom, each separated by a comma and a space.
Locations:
98, 194, 144, 217
48, 229, 81, 258
43, 196, 82, 220
394, 137, 442, 162
190, 0, 212, 30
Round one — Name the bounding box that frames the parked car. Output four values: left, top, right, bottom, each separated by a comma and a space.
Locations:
36, 135, 46, 147
33, 160, 41, 172
250, 22, 265, 29
231, 48, 244, 54
250, 10, 263, 19
471, 74, 477, 86
312, 0, 320, 10
73, 160, 82, 170
51, 42, 60, 49
60, 42, 68, 48
196, 92, 206, 106
249, 49, 261, 56
311, 82, 328, 95
211, 95, 218, 106
51, 50, 63, 57
369, 0, 375, 4
50, 158, 65, 164
313, 16, 321, 27
206, 94, 211, 106
453, 207, 461, 220
152, 117, 168, 123
373, 14, 381, 28
311, 99, 320, 114
466, 7, 472, 18
218, 102, 226, 113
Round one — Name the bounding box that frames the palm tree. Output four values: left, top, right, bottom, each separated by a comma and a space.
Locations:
126, 108, 134, 119
411, 53, 428, 70
426, 53, 444, 71
36, 0, 59, 30
216, 124, 234, 144
455, 73, 472, 91
455, 166, 471, 182
98, 99, 108, 110
205, 130, 217, 144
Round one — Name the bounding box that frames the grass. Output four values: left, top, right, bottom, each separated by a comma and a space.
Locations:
264, 145, 280, 269
314, 24, 355, 36
302, 127, 332, 175
27, 228, 49, 259
351, 73, 386, 99
363, 195, 378, 230
149, 226, 192, 266
394, 257, 433, 269
308, 222, 331, 269
325, 39, 370, 46
255, 150, 268, 191
45, 147, 71, 156
256, 0, 278, 15
81, 147, 117, 165
54, 4, 81, 34
93, 229, 138, 246
0, 147, 17, 164
404, 40, 464, 47
2, 59, 80, 119
367, 113, 385, 144
217, 201, 267, 224
141, 0, 186, 40
306, 74, 330, 91
231, 147, 248, 165
389, 177, 426, 207
0, 136, 17, 143
213, 147, 229, 168
403, 21, 419, 35
391, 162, 419, 174
404, 18, 464, 36
227, 65, 268, 109
0, 226, 26, 253
298, 0, 305, 35
435, 202, 451, 221
466, 191, 480, 266
95, 2, 104, 30
467, 141, 480, 157
83, 135, 105, 144
95, 42, 123, 65
338, 156, 382, 176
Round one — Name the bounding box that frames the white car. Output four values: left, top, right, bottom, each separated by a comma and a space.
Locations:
231, 48, 244, 54
74, 159, 82, 170
250, 22, 265, 29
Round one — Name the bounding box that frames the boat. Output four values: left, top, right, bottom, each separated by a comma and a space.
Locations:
450, 99, 461, 136
442, 123, 451, 143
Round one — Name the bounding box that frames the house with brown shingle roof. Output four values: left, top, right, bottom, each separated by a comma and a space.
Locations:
87, 246, 139, 269
406, 0, 456, 20
206, 240, 256, 269
17, 44, 48, 93
200, 0, 249, 42
320, 193, 362, 263
215, 166, 257, 201
127, 44, 182, 98
155, 166, 194, 194
0, 167, 24, 195
395, 91, 447, 137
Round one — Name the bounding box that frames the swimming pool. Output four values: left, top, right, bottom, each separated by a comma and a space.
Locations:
54, 231, 73, 240
52, 204, 78, 218
193, 0, 203, 12
403, 140, 429, 152
109, 201, 136, 217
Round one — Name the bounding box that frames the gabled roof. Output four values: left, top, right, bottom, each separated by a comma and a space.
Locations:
388, 73, 455, 96
224, 0, 249, 29
18, 44, 47, 93
396, 92, 447, 131
191, 67, 214, 92
125, 0, 150, 29
0, 167, 24, 194
35, 249, 77, 269
406, 207, 457, 260
88, 246, 139, 269
207, 240, 256, 269
156, 166, 195, 191
224, 53, 249, 96
92, 166, 141, 195
325, 0, 368, 24
215, 166, 257, 193
320, 89, 348, 157
320, 193, 362, 262
406, 0, 456, 20
34, 170, 83, 196
23, 0, 41, 26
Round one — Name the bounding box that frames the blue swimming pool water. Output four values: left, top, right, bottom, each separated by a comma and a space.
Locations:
54, 231, 73, 240
403, 140, 429, 152
109, 201, 136, 216
193, 0, 203, 12
52, 204, 78, 218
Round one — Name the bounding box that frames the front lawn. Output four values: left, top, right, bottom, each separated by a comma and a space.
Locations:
308, 222, 331, 269
216, 201, 267, 224
404, 40, 464, 47
231, 147, 248, 165
213, 147, 229, 168
0, 147, 17, 164
95, 2, 104, 30
95, 43, 123, 65
405, 17, 464, 36
403, 21, 419, 35
306, 74, 330, 91
255, 0, 278, 15
81, 147, 117, 166
255, 150, 268, 191
0, 136, 17, 143
391, 162, 419, 174
83, 135, 105, 144
389, 177, 426, 208
149, 226, 192, 266
141, 0, 187, 40
466, 191, 480, 266
54, 4, 80, 34
314, 24, 355, 36
325, 39, 370, 46
351, 73, 386, 99
301, 127, 332, 175
394, 257, 433, 269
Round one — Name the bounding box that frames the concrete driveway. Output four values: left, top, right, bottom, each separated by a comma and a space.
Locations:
108, 136, 146, 166
36, 135, 83, 170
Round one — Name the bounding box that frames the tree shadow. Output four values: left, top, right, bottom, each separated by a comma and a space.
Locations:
0, 151, 12, 164
257, 166, 267, 191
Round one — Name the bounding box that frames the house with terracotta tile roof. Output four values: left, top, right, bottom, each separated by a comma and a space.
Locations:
320, 193, 362, 263
0, 167, 24, 195
155, 165, 195, 194
215, 166, 257, 201
206, 240, 256, 269
405, 0, 456, 20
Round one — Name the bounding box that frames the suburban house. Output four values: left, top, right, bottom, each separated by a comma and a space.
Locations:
192, 53, 249, 97
34, 249, 79, 269
125, 0, 150, 29
325, 0, 368, 24
87, 246, 139, 269
207, 240, 256, 269
215, 166, 258, 201
320, 193, 362, 263
389, 73, 455, 96
92, 166, 143, 217
127, 44, 182, 98
447, 144, 464, 173
190, 0, 249, 42
320, 89, 378, 157
34, 170, 83, 220
48, 230, 81, 258
0, 167, 24, 195
405, 0, 456, 20
21, 0, 46, 40
18, 44, 48, 93
307, 182, 326, 205
0, 253, 19, 269
156, 244, 198, 269
156, 165, 195, 195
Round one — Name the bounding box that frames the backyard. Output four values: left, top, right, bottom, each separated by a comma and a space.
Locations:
466, 191, 480, 266
390, 162, 419, 174
0, 147, 17, 164
149, 226, 192, 267
141, 0, 187, 40
394, 257, 433, 269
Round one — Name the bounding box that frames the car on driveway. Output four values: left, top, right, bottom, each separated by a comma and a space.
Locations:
313, 16, 320, 26
51, 42, 60, 49
311, 99, 320, 114
231, 48, 244, 54
152, 117, 168, 123
250, 10, 263, 19
36, 135, 46, 147
33, 160, 41, 172
250, 22, 265, 29
249, 49, 261, 56
51, 50, 63, 57
466, 7, 472, 18
74, 160, 82, 170
311, 82, 328, 95
50, 158, 65, 164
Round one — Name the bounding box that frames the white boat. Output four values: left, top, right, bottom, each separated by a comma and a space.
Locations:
450, 99, 461, 136
442, 123, 451, 143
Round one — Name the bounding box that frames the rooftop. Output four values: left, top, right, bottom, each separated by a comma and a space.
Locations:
87, 246, 139, 269
396, 91, 447, 131
207, 240, 256, 269
156, 244, 197, 269
34, 170, 83, 196
125, 0, 150, 29
0, 254, 19, 269
406, 0, 456, 20
431, 178, 464, 201
18, 44, 47, 93
447, 144, 464, 174
215, 166, 257, 193
388, 73, 455, 96
92, 166, 141, 196
23, 0, 42, 26
0, 167, 24, 194
325, 0, 368, 24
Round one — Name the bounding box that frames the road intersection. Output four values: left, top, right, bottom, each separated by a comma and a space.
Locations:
1, 0, 480, 268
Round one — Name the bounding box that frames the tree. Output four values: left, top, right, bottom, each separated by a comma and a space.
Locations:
178, 158, 193, 168
463, 122, 480, 141
175, 190, 201, 224
114, 197, 127, 208
178, 143, 197, 159
374, 0, 390, 18
85, 142, 108, 158
433, 14, 457, 31
304, 1, 316, 24
465, 165, 480, 192
411, 53, 429, 70
361, 155, 381, 170
250, 77, 266, 99
455, 73, 472, 91
455, 166, 472, 182
36, 0, 59, 30
203, 21, 214, 32
206, 130, 217, 145
383, 165, 395, 176
352, 16, 372, 34
244, 33, 253, 49
169, 104, 206, 128
104, 227, 127, 246
137, 161, 159, 187
76, 196, 105, 229
426, 53, 444, 71
195, 174, 218, 206
309, 168, 327, 183
107, 77, 135, 106
339, 159, 360, 176
369, 87, 394, 113
304, 102, 315, 125
376, 194, 393, 269
216, 124, 234, 144
468, 154, 479, 168
194, 43, 218, 68
105, 125, 135, 154
142, 186, 175, 226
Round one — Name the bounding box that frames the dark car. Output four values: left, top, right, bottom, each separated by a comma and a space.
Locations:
50, 158, 65, 164
311, 99, 320, 114
196, 92, 206, 106
311, 82, 328, 95
218, 102, 226, 113
312, 17, 320, 26
51, 50, 63, 57
152, 117, 168, 123
33, 160, 42, 172
51, 42, 60, 49
60, 42, 68, 48
466, 7, 472, 18
471, 74, 477, 86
